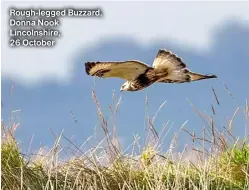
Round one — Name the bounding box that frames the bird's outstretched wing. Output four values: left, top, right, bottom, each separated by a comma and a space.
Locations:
158, 71, 217, 83
85, 61, 150, 81
152, 49, 186, 72
152, 49, 217, 83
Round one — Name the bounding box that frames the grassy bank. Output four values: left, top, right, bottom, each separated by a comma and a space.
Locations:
1, 91, 249, 189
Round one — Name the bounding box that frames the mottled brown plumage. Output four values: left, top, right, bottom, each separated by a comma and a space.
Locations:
85, 49, 217, 91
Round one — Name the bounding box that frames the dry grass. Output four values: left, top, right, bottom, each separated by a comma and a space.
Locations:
1, 89, 249, 190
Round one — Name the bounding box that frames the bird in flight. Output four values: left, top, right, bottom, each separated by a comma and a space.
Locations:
85, 49, 217, 92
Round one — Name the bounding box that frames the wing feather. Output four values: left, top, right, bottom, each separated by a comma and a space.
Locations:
85, 61, 150, 81
152, 49, 186, 72
152, 49, 217, 83
157, 70, 217, 83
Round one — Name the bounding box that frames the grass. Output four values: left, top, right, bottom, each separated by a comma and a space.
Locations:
1, 89, 249, 190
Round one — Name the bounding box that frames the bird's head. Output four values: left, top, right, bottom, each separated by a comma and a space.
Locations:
120, 81, 138, 92
120, 81, 130, 92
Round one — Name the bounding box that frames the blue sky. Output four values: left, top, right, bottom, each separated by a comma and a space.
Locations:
1, 1, 249, 154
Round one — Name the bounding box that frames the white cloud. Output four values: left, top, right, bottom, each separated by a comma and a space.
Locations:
1, 1, 249, 85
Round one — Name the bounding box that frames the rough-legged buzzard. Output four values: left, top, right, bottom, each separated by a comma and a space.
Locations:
85, 49, 217, 91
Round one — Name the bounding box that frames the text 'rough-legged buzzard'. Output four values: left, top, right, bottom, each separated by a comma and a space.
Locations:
85, 49, 217, 92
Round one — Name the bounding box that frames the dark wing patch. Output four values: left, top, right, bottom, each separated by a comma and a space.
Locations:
92, 69, 111, 77
85, 61, 150, 81
135, 68, 151, 86
85, 62, 96, 75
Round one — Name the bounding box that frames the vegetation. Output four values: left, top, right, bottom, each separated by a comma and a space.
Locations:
1, 90, 249, 189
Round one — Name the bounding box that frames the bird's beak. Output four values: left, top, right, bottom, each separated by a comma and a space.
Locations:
120, 89, 123, 92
